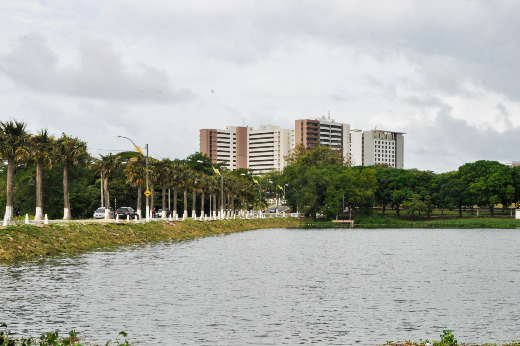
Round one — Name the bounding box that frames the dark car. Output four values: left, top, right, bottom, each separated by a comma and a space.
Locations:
116, 207, 139, 219
155, 209, 172, 218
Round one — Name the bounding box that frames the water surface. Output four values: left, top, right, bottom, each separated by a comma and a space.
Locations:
1, 228, 520, 345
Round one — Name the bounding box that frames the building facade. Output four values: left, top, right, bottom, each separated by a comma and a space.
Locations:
292, 116, 350, 162
350, 130, 405, 168
201, 121, 404, 172
200, 125, 290, 173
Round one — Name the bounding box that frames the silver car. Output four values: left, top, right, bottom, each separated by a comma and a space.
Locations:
93, 207, 114, 219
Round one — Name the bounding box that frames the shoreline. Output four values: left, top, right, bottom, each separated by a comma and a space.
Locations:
0, 218, 300, 262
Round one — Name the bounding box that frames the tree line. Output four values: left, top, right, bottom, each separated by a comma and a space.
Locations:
2, 119, 519, 222
281, 145, 520, 220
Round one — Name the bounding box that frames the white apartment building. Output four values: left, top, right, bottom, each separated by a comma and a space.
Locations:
248, 125, 291, 174
200, 125, 291, 173
350, 130, 405, 168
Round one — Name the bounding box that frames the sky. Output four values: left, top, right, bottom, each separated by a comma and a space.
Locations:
2, 0, 520, 173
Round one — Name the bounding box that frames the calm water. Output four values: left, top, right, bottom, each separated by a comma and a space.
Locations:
1, 228, 520, 345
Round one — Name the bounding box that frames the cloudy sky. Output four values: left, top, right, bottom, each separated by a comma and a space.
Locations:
2, 0, 520, 172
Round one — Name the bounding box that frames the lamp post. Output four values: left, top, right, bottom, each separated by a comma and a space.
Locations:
112, 135, 149, 220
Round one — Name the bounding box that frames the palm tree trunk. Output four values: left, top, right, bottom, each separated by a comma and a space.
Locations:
213, 193, 216, 217
3, 156, 15, 223
192, 191, 197, 218
231, 193, 235, 215
201, 190, 205, 218
104, 174, 110, 219
35, 158, 43, 220
137, 183, 142, 218
162, 183, 167, 218
63, 164, 72, 220
174, 187, 178, 217
183, 188, 188, 218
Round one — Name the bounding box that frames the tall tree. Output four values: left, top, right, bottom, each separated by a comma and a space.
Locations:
125, 156, 146, 217
0, 119, 28, 223
19, 129, 55, 220
55, 134, 90, 220
91, 153, 121, 219
459, 160, 514, 217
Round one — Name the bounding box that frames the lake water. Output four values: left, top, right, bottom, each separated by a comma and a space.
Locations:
1, 228, 520, 345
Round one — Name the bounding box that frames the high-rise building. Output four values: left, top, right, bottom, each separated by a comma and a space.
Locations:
350, 129, 405, 168
292, 116, 350, 161
200, 121, 404, 171
200, 125, 290, 173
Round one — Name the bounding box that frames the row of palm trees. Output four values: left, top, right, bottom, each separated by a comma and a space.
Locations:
95, 153, 260, 219
0, 119, 89, 222
1, 119, 263, 222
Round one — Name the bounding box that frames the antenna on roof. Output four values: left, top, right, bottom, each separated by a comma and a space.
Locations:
328, 111, 330, 120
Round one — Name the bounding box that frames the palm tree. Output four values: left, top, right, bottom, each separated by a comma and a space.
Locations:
125, 156, 146, 218
147, 158, 159, 216
181, 167, 194, 219
155, 158, 172, 218
54, 134, 90, 220
18, 129, 55, 220
0, 119, 28, 223
167, 160, 184, 218
191, 171, 202, 219
91, 153, 121, 219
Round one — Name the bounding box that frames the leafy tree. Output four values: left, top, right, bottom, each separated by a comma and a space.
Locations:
459, 160, 514, 216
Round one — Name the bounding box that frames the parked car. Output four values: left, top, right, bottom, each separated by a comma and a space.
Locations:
116, 207, 139, 219
268, 207, 277, 213
93, 207, 114, 219
155, 209, 172, 218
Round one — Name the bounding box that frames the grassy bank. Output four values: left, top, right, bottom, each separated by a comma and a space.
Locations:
302, 216, 520, 229
0, 218, 300, 262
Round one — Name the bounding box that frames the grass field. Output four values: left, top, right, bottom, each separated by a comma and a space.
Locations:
0, 218, 300, 262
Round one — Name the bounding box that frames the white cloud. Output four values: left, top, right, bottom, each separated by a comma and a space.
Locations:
2, 0, 520, 172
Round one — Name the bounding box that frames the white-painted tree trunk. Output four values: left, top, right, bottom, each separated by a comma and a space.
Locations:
35, 207, 43, 221
104, 208, 111, 219
137, 209, 142, 218
3, 206, 13, 226
63, 208, 71, 220
162, 210, 166, 218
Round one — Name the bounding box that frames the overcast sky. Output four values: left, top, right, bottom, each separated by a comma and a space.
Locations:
2, 1, 520, 172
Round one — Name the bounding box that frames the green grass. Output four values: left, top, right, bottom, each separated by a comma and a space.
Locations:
301, 215, 520, 229
0, 218, 300, 262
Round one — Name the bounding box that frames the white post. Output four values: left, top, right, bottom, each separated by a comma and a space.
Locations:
44, 214, 49, 225
477, 209, 479, 217
116, 214, 119, 223
135, 215, 138, 223
25, 214, 29, 224
127, 214, 129, 222
146, 206, 150, 222
175, 213, 179, 221
283, 211, 286, 218
169, 214, 172, 221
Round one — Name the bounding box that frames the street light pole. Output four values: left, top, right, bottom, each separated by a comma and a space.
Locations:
112, 135, 148, 220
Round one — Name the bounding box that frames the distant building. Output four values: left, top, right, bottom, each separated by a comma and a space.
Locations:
350, 129, 405, 168
506, 161, 520, 167
200, 125, 290, 173
200, 118, 404, 171
291, 116, 350, 162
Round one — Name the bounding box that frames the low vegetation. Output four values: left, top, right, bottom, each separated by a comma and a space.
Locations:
381, 330, 520, 346
0, 218, 299, 262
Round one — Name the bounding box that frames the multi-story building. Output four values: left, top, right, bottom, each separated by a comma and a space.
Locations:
200, 125, 290, 173
350, 129, 405, 168
292, 116, 350, 162
201, 121, 404, 171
